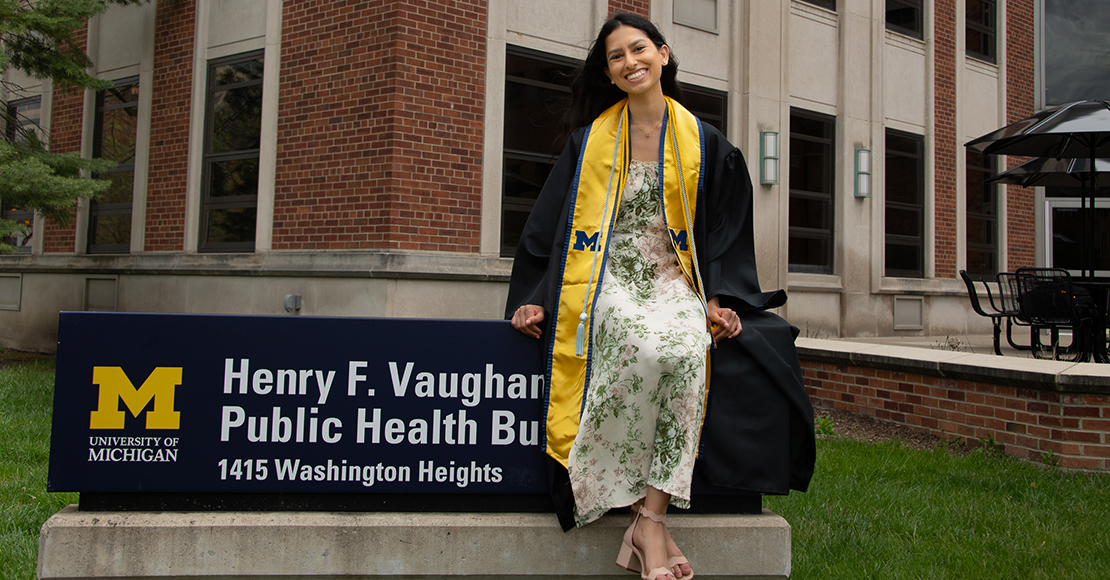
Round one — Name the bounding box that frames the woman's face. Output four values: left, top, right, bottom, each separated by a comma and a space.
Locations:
603, 25, 669, 98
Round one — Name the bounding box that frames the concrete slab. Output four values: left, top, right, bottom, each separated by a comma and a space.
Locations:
37, 506, 791, 579
800, 335, 1110, 394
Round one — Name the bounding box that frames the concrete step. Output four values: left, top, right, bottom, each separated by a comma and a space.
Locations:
37, 505, 791, 579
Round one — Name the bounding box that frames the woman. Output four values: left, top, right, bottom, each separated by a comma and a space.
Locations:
506, 14, 815, 580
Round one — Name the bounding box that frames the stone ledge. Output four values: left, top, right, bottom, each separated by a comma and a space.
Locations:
796, 338, 1110, 395
37, 506, 791, 579
0, 251, 515, 282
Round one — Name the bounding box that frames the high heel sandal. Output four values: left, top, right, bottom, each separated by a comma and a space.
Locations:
616, 506, 677, 580
627, 501, 693, 580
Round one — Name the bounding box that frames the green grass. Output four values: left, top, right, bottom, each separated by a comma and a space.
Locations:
765, 438, 1110, 579
1, 356, 1108, 579
0, 358, 76, 580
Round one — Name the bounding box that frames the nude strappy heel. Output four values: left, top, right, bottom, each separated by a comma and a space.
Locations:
627, 501, 693, 580
616, 506, 677, 580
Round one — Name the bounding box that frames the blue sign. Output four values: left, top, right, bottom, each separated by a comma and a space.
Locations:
48, 312, 548, 494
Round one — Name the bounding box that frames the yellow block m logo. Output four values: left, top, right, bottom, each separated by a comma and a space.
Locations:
89, 367, 182, 430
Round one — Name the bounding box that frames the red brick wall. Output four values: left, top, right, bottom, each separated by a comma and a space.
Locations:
42, 29, 87, 254
803, 360, 1110, 470
609, 1, 650, 18
1005, 0, 1037, 270
933, 0, 957, 279
144, 0, 196, 252
271, 0, 487, 251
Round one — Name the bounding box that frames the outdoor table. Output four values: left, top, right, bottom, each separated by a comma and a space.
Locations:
1015, 268, 1106, 363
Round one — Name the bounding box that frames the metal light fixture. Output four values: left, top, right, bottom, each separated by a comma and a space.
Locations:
760, 131, 779, 185
855, 148, 872, 198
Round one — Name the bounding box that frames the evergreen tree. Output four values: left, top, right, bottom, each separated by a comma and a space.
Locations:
1, 0, 146, 252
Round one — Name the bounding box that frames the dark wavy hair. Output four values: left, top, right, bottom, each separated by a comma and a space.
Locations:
564, 13, 684, 131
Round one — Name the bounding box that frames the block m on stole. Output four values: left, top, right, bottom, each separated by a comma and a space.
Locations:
89, 367, 182, 429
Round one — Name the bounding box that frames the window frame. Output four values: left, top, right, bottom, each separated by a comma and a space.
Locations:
500, 46, 579, 257
964, 151, 998, 279
673, 0, 718, 34
787, 108, 836, 275
965, 0, 996, 63
2, 95, 42, 254
886, 0, 923, 39
884, 129, 925, 278
199, 50, 264, 254
88, 76, 140, 255
798, 0, 836, 11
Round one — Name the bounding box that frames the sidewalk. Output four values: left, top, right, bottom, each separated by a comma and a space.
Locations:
836, 332, 1038, 358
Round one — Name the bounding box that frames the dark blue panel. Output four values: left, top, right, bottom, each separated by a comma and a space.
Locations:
48, 312, 548, 494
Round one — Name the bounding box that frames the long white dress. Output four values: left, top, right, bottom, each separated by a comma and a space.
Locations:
567, 160, 712, 526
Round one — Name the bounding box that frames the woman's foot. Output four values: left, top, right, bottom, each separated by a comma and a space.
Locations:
631, 501, 692, 579
628, 507, 675, 580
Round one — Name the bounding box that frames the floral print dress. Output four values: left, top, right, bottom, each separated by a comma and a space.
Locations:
568, 160, 713, 526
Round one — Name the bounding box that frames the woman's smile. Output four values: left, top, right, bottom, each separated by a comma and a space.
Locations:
604, 25, 669, 97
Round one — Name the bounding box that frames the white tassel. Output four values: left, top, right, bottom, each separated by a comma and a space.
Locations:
575, 312, 587, 356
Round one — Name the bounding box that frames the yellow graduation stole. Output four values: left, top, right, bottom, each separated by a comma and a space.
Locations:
544, 97, 707, 467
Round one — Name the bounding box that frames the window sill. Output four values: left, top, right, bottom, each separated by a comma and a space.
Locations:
788, 272, 843, 292
878, 276, 964, 296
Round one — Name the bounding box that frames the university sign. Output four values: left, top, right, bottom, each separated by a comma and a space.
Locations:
48, 312, 549, 494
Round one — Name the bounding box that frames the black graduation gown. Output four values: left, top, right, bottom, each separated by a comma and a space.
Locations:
505, 122, 816, 527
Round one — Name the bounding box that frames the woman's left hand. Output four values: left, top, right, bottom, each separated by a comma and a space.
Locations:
707, 296, 742, 342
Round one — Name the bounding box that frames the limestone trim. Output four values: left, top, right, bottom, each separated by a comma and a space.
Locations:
0, 251, 515, 282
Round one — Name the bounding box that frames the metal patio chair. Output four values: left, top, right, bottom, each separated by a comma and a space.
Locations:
995, 272, 1033, 352
959, 270, 1008, 355
1014, 268, 1095, 362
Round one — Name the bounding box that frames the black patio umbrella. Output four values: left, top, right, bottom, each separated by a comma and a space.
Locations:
967, 100, 1110, 278
987, 156, 1110, 190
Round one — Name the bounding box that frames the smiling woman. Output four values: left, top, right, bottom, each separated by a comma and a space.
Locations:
505, 13, 815, 580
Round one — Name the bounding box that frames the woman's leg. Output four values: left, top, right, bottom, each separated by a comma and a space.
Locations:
634, 494, 692, 580
631, 487, 691, 579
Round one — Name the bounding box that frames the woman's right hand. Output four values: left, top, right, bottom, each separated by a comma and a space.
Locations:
510, 304, 546, 339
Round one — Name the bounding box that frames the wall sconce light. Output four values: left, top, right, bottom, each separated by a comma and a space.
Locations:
284, 294, 302, 313
760, 131, 779, 185
855, 148, 872, 198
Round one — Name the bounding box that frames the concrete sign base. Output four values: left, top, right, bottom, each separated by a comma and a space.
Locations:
37, 506, 791, 579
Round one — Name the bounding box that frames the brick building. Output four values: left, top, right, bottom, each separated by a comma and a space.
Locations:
0, 0, 1041, 352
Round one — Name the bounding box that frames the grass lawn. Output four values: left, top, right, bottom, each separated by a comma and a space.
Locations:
0, 357, 76, 580
765, 437, 1110, 579
1, 354, 1108, 579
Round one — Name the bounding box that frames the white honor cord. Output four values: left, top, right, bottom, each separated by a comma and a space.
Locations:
576, 110, 626, 357
668, 109, 709, 320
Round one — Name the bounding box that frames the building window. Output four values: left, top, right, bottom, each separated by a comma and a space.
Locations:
788, 109, 835, 274
1, 207, 34, 253
885, 130, 924, 278
965, 151, 997, 278
681, 84, 728, 135
501, 47, 577, 257
1043, 0, 1110, 106
674, 0, 718, 33
965, 0, 996, 63
799, 0, 836, 10
88, 78, 139, 254
200, 51, 263, 253
1045, 196, 1110, 276
2, 96, 41, 253
886, 0, 923, 38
